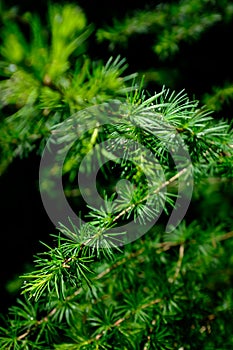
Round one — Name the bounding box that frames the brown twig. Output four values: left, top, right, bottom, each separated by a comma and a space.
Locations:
168, 243, 185, 283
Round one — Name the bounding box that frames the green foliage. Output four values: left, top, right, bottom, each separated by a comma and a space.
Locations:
0, 4, 135, 174
0, 1, 233, 350
1, 85, 233, 348
1, 219, 233, 348
97, 0, 233, 58
204, 84, 233, 111
97, 0, 233, 112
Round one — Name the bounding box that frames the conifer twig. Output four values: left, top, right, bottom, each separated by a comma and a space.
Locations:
17, 248, 145, 341
84, 298, 162, 345
16, 229, 233, 342
113, 167, 189, 223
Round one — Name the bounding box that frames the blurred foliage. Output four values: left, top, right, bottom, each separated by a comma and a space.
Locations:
204, 84, 233, 111
97, 0, 233, 113
0, 3, 136, 174
97, 0, 230, 57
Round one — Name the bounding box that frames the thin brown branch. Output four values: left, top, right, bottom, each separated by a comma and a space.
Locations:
214, 230, 233, 242
168, 243, 185, 283
96, 247, 144, 280
17, 329, 30, 341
